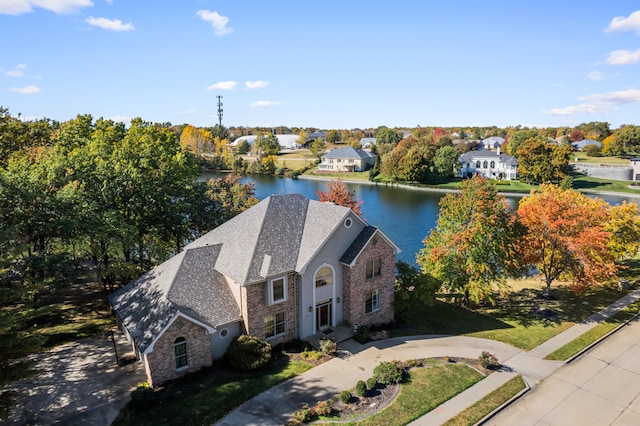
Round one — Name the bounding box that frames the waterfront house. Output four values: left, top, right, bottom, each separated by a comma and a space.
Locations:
109, 193, 399, 386
458, 149, 518, 180
318, 146, 377, 173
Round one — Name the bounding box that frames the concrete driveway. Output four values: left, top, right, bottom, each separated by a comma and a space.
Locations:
3, 332, 146, 425
488, 316, 640, 425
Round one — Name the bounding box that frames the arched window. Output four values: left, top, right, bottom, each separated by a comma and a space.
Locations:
490, 161, 495, 168
174, 337, 188, 369
315, 266, 333, 288
475, 160, 481, 168
483, 161, 488, 169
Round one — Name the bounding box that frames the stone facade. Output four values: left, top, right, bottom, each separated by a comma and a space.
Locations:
241, 272, 298, 346
143, 317, 212, 387
343, 234, 395, 328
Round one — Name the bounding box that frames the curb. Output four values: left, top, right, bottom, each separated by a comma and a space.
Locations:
477, 376, 531, 425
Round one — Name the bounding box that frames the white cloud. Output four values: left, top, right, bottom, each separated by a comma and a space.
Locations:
606, 49, 640, 65
196, 10, 233, 36
251, 100, 281, 108
586, 70, 605, 81
207, 81, 237, 91
245, 80, 270, 90
9, 85, 40, 94
0, 0, 93, 15
605, 10, 640, 35
86, 16, 134, 31
108, 115, 130, 123
5, 64, 27, 77
548, 88, 640, 116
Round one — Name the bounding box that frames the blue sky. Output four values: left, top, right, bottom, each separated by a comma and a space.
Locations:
2, 1, 640, 130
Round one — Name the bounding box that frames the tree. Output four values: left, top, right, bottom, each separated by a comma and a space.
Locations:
516, 137, 571, 184
326, 130, 340, 144
417, 176, 524, 304
252, 133, 280, 156
505, 129, 541, 156
296, 130, 308, 148
518, 185, 618, 296
568, 130, 585, 142
309, 137, 326, 158
605, 201, 640, 262
316, 178, 362, 216
180, 125, 213, 155
433, 146, 459, 177
394, 261, 441, 313
614, 125, 640, 155
374, 126, 402, 145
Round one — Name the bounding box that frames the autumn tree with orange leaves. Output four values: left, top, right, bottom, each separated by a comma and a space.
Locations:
517, 184, 628, 297
417, 176, 524, 304
316, 178, 363, 216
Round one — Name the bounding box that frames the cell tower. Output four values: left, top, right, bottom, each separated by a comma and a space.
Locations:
216, 95, 223, 126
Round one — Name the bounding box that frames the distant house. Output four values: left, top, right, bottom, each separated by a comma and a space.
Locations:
630, 159, 640, 181
109, 193, 399, 387
231, 134, 301, 150
481, 136, 505, 150
458, 149, 518, 180
572, 139, 602, 151
360, 138, 376, 149
318, 146, 377, 173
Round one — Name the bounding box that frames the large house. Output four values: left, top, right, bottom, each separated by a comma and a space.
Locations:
318, 146, 377, 173
109, 193, 399, 386
458, 149, 518, 180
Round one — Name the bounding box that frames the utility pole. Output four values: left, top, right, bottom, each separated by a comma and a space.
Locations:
217, 95, 223, 126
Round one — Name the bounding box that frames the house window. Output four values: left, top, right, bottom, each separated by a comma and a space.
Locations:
315, 266, 333, 288
268, 277, 287, 305
475, 161, 481, 168
365, 290, 380, 314
483, 161, 488, 168
174, 337, 188, 369
265, 311, 285, 338
366, 258, 381, 280
490, 161, 495, 168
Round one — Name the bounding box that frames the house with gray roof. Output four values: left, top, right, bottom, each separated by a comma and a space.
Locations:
318, 146, 376, 173
481, 136, 505, 150
109, 193, 399, 386
458, 148, 518, 180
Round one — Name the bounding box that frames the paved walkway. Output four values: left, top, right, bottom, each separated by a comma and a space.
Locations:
218, 287, 640, 426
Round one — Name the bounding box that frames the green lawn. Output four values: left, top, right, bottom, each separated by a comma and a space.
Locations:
354, 363, 484, 426
114, 357, 315, 426
443, 375, 526, 426
572, 152, 631, 165
393, 280, 632, 350
545, 301, 640, 361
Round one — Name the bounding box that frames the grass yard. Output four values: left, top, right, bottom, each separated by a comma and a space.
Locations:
304, 168, 373, 181
571, 152, 631, 165
393, 279, 633, 350
545, 301, 640, 361
443, 375, 526, 426
353, 363, 484, 426
114, 354, 318, 426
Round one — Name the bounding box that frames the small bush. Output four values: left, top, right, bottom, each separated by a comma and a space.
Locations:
225, 335, 272, 371
355, 380, 367, 397
354, 325, 370, 343
340, 390, 352, 404
313, 400, 332, 417
366, 377, 378, 390
293, 400, 332, 424
300, 348, 323, 361
373, 360, 403, 385
479, 351, 500, 369
319, 337, 337, 355
130, 382, 154, 410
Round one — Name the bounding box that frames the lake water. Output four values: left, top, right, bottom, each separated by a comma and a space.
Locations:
200, 172, 637, 267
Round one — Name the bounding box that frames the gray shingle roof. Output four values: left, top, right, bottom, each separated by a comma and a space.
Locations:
340, 226, 377, 265
458, 151, 518, 166
109, 193, 355, 352
322, 146, 375, 160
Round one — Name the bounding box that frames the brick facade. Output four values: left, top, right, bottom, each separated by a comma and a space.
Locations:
343, 234, 395, 328
143, 317, 212, 387
241, 272, 298, 346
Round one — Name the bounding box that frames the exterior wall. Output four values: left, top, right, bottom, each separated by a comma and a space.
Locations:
144, 317, 212, 387
460, 159, 517, 180
241, 272, 298, 346
211, 321, 242, 359
633, 160, 640, 181
572, 163, 632, 181
298, 213, 366, 338
343, 234, 395, 328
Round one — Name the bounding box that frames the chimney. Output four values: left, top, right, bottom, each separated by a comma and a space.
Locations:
497, 146, 501, 156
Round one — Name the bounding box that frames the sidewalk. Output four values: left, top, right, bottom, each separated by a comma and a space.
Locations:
217, 287, 640, 426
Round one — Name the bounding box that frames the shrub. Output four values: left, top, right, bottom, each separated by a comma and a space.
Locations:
293, 400, 332, 424
225, 335, 272, 371
373, 360, 403, 385
366, 377, 378, 390
130, 382, 154, 410
340, 390, 352, 404
355, 380, 367, 397
354, 325, 370, 343
300, 348, 323, 361
319, 337, 337, 355
479, 351, 500, 369
313, 400, 332, 417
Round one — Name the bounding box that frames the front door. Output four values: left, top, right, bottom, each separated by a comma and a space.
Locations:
316, 301, 332, 331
